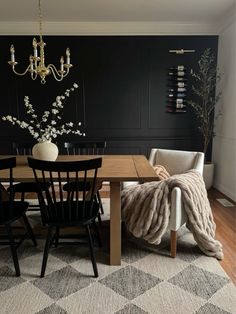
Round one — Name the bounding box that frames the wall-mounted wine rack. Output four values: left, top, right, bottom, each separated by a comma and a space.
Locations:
167, 65, 187, 113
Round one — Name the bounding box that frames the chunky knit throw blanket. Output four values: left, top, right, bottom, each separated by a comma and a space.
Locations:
121, 169, 223, 260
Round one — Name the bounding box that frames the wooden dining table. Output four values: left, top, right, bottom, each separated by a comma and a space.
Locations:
0, 155, 157, 265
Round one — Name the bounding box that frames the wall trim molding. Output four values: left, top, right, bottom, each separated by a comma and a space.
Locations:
70, 136, 193, 141
0, 21, 219, 35
0, 135, 193, 141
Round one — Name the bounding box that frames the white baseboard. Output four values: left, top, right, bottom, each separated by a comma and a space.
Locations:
213, 183, 236, 203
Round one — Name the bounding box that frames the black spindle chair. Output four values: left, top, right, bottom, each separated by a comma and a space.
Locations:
10, 142, 50, 210
0, 157, 37, 276
63, 141, 107, 216
28, 157, 102, 278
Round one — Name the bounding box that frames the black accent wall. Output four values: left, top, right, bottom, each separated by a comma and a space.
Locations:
0, 36, 218, 157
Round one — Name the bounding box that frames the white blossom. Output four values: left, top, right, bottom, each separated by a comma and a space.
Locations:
1, 82, 85, 142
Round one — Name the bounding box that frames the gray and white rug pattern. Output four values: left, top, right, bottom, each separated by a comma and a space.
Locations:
0, 200, 235, 314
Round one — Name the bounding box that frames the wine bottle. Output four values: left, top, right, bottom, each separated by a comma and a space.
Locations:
166, 108, 187, 113
177, 65, 185, 71
167, 100, 187, 105
168, 94, 186, 98
168, 81, 187, 88
168, 77, 187, 83
176, 93, 186, 98
167, 102, 187, 107
176, 77, 187, 81
169, 65, 185, 71
177, 87, 186, 92
168, 71, 185, 76
176, 103, 187, 109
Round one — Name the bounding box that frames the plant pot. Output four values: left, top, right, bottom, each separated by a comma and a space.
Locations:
203, 163, 214, 190
32, 141, 58, 161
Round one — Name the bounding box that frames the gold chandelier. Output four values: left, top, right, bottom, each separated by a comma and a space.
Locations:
8, 0, 73, 84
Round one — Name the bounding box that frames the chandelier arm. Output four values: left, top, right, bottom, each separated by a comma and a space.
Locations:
48, 65, 64, 82
61, 68, 70, 78
11, 64, 32, 76
31, 71, 38, 80
48, 64, 70, 81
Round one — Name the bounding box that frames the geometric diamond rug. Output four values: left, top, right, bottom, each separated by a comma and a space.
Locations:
0, 201, 235, 314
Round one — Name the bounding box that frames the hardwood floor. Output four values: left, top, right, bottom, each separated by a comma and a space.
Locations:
208, 188, 236, 285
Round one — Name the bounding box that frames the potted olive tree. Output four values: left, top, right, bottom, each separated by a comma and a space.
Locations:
188, 48, 222, 189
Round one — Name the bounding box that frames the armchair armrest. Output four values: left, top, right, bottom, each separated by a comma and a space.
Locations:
169, 186, 187, 231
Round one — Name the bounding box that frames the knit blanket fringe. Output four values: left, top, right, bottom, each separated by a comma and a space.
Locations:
121, 169, 223, 260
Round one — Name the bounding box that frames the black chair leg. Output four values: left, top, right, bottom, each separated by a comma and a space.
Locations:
21, 192, 25, 202
86, 225, 98, 278
97, 212, 102, 226
93, 222, 102, 248
41, 227, 53, 278
22, 214, 37, 247
54, 227, 60, 248
97, 191, 104, 215
5, 224, 20, 277
12, 191, 16, 201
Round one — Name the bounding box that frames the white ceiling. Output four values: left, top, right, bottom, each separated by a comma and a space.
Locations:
0, 0, 235, 35
0, 0, 235, 22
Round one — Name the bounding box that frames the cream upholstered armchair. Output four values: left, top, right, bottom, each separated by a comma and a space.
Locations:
122, 148, 204, 257
149, 148, 204, 257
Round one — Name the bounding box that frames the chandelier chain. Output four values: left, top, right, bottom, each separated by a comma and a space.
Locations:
38, 0, 43, 39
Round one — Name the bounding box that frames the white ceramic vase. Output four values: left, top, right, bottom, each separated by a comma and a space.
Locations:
32, 141, 58, 161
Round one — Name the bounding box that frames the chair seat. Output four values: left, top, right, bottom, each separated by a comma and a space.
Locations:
9, 182, 50, 193
0, 201, 29, 224
63, 181, 102, 192
44, 201, 100, 227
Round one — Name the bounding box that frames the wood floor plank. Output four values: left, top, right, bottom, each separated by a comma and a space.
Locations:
208, 188, 236, 285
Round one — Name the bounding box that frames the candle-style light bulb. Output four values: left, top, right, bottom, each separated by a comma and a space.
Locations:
32, 38, 38, 58
60, 56, 64, 71
66, 48, 70, 65
10, 44, 15, 62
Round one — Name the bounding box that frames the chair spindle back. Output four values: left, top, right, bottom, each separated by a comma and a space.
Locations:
27, 157, 102, 225
64, 141, 106, 156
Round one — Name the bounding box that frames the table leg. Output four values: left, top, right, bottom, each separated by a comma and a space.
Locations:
110, 181, 121, 265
